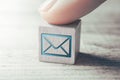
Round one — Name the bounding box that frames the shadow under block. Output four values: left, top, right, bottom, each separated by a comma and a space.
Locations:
39, 20, 81, 64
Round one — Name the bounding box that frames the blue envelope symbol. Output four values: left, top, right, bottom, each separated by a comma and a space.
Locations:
41, 33, 72, 57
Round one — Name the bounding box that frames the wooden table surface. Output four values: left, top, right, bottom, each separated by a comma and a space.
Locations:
0, 0, 120, 80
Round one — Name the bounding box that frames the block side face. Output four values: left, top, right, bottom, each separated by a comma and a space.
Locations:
75, 22, 81, 60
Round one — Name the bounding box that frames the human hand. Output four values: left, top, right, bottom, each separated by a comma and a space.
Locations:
39, 0, 106, 25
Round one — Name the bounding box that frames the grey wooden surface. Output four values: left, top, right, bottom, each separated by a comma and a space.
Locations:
0, 0, 120, 80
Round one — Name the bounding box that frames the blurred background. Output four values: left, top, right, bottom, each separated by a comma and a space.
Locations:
0, 0, 120, 51
0, 0, 120, 80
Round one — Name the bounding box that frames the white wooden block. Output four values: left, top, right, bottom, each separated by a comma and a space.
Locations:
39, 20, 81, 64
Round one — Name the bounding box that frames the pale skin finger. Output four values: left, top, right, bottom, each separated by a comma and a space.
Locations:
39, 0, 106, 25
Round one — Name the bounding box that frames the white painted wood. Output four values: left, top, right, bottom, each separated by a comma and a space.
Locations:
39, 20, 81, 64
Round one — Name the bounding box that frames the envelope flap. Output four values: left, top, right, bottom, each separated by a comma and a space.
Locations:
44, 36, 68, 48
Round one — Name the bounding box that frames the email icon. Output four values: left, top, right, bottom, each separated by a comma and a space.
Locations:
41, 33, 72, 57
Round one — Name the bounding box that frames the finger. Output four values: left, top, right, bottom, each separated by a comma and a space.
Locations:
39, 0, 106, 25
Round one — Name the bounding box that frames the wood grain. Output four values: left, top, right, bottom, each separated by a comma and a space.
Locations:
0, 0, 120, 80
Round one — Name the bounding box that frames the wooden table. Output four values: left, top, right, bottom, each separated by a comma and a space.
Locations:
0, 0, 120, 80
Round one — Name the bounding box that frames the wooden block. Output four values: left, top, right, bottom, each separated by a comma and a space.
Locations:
39, 20, 81, 64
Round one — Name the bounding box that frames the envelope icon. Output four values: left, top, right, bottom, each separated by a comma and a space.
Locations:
41, 33, 72, 57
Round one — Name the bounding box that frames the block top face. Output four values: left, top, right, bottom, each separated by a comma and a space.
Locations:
40, 19, 81, 29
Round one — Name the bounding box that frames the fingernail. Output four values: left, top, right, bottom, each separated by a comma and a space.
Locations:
40, 0, 57, 12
